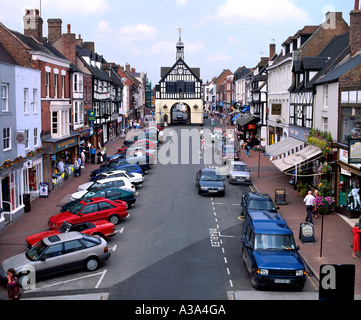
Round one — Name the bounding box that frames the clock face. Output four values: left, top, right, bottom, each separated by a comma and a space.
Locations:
178, 68, 183, 75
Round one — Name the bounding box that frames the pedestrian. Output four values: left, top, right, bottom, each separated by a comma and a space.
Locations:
102, 147, 108, 164
81, 150, 86, 168
201, 137, 205, 153
304, 191, 315, 224
313, 190, 320, 219
74, 158, 80, 176
159, 130, 164, 144
352, 223, 361, 258
243, 139, 251, 157
90, 146, 96, 164
6, 268, 21, 300
77, 155, 82, 176
57, 160, 65, 173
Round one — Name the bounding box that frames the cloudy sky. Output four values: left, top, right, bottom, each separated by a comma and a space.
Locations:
0, 0, 354, 84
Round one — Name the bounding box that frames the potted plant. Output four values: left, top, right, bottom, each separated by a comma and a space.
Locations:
315, 196, 335, 215
26, 150, 36, 157
2, 159, 13, 168
318, 162, 332, 175
13, 156, 24, 163
35, 146, 45, 154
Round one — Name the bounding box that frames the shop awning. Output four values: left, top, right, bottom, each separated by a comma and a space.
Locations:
231, 113, 241, 122
265, 138, 306, 160
271, 145, 323, 173
236, 113, 256, 127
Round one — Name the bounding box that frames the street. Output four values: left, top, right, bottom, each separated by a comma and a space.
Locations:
0, 120, 318, 300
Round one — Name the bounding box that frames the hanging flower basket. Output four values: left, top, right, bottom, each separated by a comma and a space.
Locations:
315, 196, 335, 214
318, 162, 332, 175
253, 145, 265, 153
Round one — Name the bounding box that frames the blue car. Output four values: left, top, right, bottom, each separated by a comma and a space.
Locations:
241, 210, 306, 290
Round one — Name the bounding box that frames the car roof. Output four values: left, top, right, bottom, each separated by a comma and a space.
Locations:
247, 211, 292, 235
43, 231, 82, 245
201, 168, 221, 174
102, 170, 127, 175
247, 192, 272, 200
230, 161, 247, 165
94, 177, 130, 183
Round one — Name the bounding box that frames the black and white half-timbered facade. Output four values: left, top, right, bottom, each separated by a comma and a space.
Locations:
155, 31, 203, 125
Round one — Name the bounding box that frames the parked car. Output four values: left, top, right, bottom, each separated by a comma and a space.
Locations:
71, 177, 134, 201
221, 145, 239, 163
48, 197, 128, 229
61, 188, 136, 212
26, 220, 116, 248
241, 192, 279, 216
226, 160, 251, 185
91, 156, 151, 177
211, 127, 223, 142
0, 232, 110, 286
196, 168, 225, 196
241, 210, 306, 290
87, 169, 143, 187
91, 163, 143, 179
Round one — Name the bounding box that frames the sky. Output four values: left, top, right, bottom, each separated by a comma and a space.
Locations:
0, 0, 355, 85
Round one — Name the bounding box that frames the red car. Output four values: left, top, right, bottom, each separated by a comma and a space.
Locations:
26, 220, 116, 248
48, 198, 128, 229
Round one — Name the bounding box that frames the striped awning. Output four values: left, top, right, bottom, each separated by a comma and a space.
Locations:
266, 138, 306, 160
271, 145, 322, 173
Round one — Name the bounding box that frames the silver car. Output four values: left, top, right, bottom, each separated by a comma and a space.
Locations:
227, 160, 251, 185
0, 232, 110, 286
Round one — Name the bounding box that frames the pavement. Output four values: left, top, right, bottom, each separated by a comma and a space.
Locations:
0, 123, 360, 300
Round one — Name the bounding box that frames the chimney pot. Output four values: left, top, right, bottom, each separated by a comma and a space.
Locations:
67, 24, 71, 33
355, 0, 360, 10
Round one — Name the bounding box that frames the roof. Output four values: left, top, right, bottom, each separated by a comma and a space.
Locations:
247, 211, 292, 235
315, 52, 361, 85
0, 42, 18, 65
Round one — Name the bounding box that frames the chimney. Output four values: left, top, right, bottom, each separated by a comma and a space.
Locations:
269, 43, 276, 59
76, 34, 83, 47
131, 67, 136, 73
84, 41, 95, 53
23, 9, 43, 42
125, 63, 131, 72
62, 24, 76, 65
47, 18, 62, 44
350, 0, 361, 56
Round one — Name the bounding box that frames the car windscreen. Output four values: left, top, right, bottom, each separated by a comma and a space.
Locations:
249, 199, 276, 211
69, 202, 84, 214
201, 173, 223, 181
233, 165, 247, 171
254, 234, 296, 251
88, 182, 101, 192
26, 240, 48, 261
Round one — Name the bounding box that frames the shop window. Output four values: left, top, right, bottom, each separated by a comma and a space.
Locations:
340, 174, 361, 211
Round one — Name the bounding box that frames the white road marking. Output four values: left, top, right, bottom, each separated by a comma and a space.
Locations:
95, 270, 107, 289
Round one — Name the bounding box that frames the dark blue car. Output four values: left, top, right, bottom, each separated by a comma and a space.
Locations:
241, 211, 306, 290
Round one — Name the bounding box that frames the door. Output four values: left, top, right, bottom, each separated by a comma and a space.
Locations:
63, 239, 87, 270
36, 243, 64, 277
78, 203, 100, 223
98, 200, 118, 219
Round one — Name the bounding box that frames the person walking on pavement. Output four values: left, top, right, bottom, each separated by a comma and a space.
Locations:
352, 222, 361, 258
6, 268, 21, 300
304, 191, 315, 224
81, 150, 86, 168
313, 190, 320, 220
90, 146, 96, 164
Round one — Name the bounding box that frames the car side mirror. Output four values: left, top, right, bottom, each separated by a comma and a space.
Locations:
245, 243, 253, 250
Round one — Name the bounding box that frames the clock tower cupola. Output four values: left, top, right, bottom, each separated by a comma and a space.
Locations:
176, 28, 184, 61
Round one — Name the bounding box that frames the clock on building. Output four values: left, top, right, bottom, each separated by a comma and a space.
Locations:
178, 68, 183, 75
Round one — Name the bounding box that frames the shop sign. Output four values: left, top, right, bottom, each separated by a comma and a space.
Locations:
248, 124, 256, 130
15, 132, 26, 145
299, 223, 315, 244
88, 110, 96, 122
275, 189, 286, 205
78, 129, 90, 139
348, 139, 361, 164
55, 137, 78, 153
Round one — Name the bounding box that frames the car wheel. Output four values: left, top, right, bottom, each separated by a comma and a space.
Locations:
85, 257, 100, 272
18, 272, 31, 289
108, 214, 120, 225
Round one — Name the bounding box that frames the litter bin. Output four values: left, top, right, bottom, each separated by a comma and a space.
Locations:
39, 182, 49, 198
23, 194, 31, 212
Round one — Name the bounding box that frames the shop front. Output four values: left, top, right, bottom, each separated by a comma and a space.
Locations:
108, 119, 117, 141
336, 147, 361, 219
42, 134, 80, 192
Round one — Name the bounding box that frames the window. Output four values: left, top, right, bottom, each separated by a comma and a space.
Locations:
32, 89, 37, 113
45, 72, 50, 97
81, 203, 98, 214
25, 129, 29, 149
64, 240, 84, 254
52, 111, 58, 134
34, 128, 38, 147
3, 127, 11, 151
1, 83, 9, 112
54, 74, 58, 98
98, 201, 115, 211
74, 74, 78, 92
113, 180, 125, 188
74, 101, 79, 124
61, 75, 65, 98
324, 84, 329, 107
42, 243, 63, 259
24, 88, 28, 113
322, 117, 328, 132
